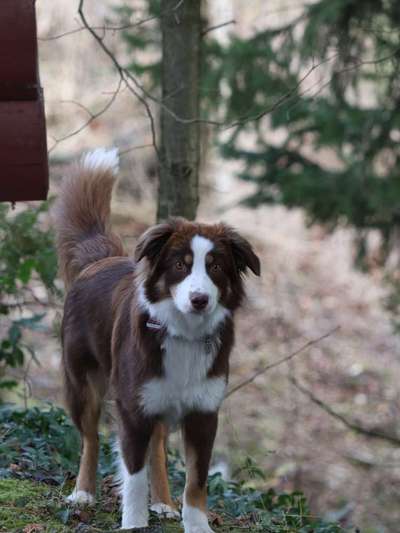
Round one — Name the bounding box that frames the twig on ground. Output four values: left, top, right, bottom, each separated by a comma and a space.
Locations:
291, 376, 400, 447
225, 326, 339, 399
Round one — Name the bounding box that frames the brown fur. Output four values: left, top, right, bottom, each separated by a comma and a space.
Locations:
149, 422, 176, 508
183, 412, 218, 511
74, 376, 102, 495
53, 163, 125, 288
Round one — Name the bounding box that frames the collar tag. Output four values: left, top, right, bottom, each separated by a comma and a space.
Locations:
146, 318, 163, 330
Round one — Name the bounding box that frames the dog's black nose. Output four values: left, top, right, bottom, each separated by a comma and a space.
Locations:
190, 292, 209, 311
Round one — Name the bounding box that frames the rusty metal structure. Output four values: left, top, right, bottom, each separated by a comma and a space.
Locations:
0, 0, 49, 202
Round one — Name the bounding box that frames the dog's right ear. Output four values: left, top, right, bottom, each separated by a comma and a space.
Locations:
134, 222, 175, 263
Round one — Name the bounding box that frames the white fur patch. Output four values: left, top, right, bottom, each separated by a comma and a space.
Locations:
150, 502, 180, 519
140, 335, 227, 426
138, 233, 229, 427
117, 448, 149, 529
82, 147, 119, 175
173, 236, 218, 315
182, 505, 215, 533
66, 489, 95, 506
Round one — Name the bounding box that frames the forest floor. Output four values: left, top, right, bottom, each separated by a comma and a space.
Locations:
0, 406, 343, 533
0, 478, 184, 533
2, 477, 317, 533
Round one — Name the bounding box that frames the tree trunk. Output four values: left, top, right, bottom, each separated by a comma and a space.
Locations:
157, 0, 202, 222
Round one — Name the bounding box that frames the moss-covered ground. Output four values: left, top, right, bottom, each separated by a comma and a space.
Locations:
0, 478, 182, 532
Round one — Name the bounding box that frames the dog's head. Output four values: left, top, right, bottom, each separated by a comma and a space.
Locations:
135, 218, 260, 322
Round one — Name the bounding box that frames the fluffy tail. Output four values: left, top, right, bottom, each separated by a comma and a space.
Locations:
53, 148, 125, 288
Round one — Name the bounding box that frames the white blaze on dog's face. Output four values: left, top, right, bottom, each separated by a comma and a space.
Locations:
171, 235, 219, 315
135, 219, 261, 338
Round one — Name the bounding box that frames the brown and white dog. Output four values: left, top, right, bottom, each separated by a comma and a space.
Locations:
54, 149, 260, 532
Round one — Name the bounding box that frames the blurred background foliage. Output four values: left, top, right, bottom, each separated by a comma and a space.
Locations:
0, 204, 58, 394
117, 0, 400, 269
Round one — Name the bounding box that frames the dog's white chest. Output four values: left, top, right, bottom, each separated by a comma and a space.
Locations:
139, 336, 226, 426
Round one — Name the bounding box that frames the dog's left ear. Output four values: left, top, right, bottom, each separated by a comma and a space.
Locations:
135, 222, 175, 263
223, 226, 261, 276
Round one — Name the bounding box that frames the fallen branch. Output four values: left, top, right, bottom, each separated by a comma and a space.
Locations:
225, 326, 339, 399
291, 376, 400, 447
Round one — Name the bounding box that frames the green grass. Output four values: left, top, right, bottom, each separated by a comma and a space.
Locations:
0, 405, 345, 532
0, 479, 62, 532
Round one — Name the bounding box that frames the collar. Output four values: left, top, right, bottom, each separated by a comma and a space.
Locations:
146, 317, 214, 352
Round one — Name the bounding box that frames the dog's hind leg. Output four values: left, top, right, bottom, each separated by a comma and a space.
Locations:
65, 367, 106, 505
149, 421, 180, 519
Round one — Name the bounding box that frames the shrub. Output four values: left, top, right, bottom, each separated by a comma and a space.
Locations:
0, 203, 58, 393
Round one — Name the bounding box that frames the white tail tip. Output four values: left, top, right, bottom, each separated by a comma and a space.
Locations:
81, 147, 119, 175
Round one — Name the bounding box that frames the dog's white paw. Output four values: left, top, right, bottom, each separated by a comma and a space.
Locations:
182, 506, 214, 533
150, 502, 180, 519
66, 489, 95, 505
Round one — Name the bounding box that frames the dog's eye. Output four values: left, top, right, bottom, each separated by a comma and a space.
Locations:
211, 263, 221, 272
175, 261, 185, 271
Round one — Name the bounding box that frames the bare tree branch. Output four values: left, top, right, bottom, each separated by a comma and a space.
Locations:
77, 3, 400, 134
59, 99, 96, 119
291, 376, 400, 447
201, 19, 236, 37
225, 326, 339, 399
77, 0, 160, 157
48, 77, 123, 153
39, 13, 159, 41
119, 144, 155, 155
45, 4, 400, 155
73, 5, 336, 132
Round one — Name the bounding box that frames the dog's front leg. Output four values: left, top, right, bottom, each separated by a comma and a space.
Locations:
182, 411, 218, 533
117, 413, 155, 530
